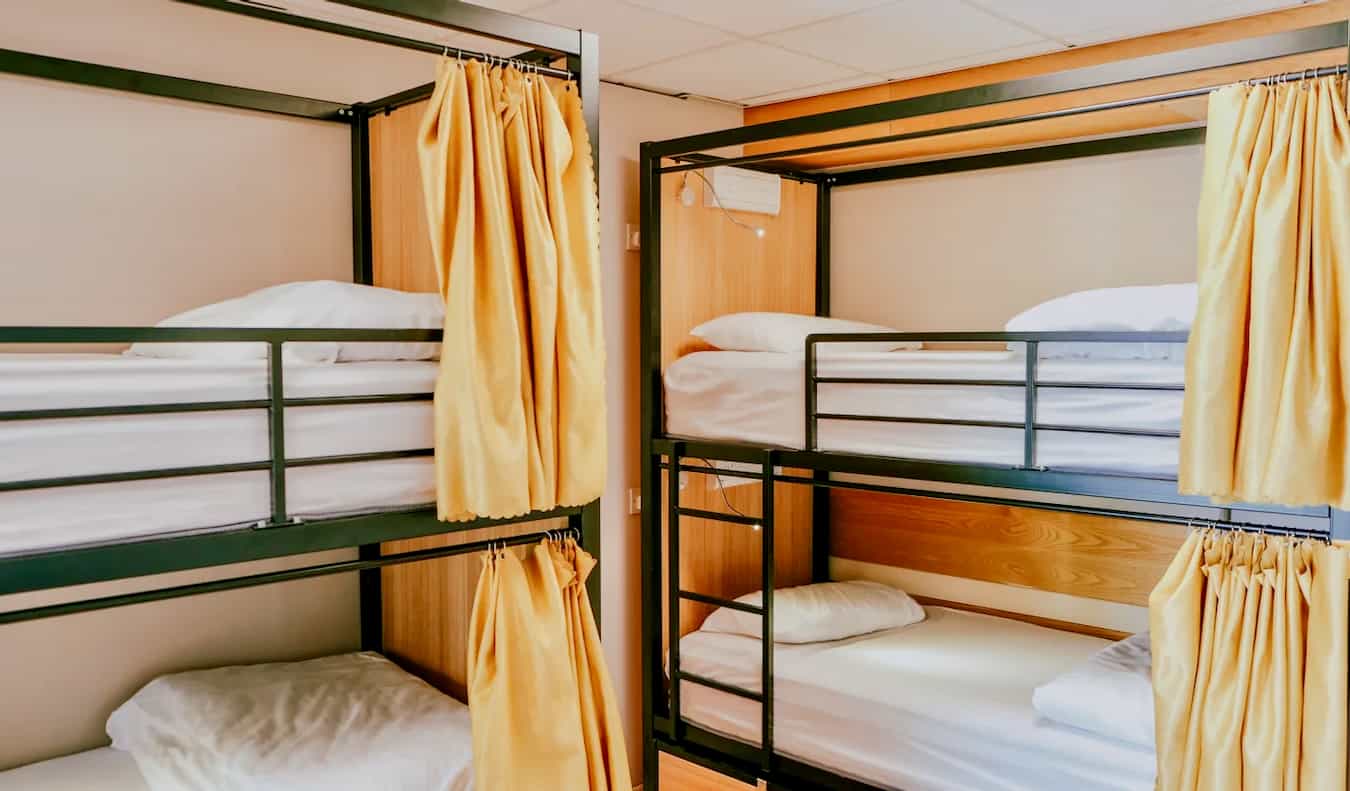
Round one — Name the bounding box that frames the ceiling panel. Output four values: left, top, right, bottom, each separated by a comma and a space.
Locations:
526, 0, 732, 73
612, 40, 862, 101
882, 39, 1066, 81
624, 0, 891, 37
970, 0, 1316, 47
764, 0, 1051, 74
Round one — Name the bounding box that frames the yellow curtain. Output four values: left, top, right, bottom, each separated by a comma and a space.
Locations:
468, 540, 631, 790
418, 59, 606, 521
1180, 75, 1350, 507
1151, 531, 1348, 790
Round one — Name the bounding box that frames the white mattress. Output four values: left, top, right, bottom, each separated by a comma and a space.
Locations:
0, 354, 440, 556
0, 748, 148, 791
664, 350, 1185, 476
679, 606, 1156, 791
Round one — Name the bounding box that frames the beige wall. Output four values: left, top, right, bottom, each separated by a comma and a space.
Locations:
0, 0, 741, 777
0, 0, 431, 771
830, 143, 1204, 329
597, 83, 742, 779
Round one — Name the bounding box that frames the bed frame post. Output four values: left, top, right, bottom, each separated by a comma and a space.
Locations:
349, 101, 384, 652
812, 178, 833, 584
575, 499, 602, 629
639, 139, 665, 790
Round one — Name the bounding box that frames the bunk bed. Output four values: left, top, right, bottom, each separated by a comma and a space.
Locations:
0, 0, 600, 781
639, 15, 1350, 791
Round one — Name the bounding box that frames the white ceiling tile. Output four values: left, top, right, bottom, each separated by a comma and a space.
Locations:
764, 0, 1049, 73
623, 0, 892, 36
970, 0, 1314, 47
740, 75, 887, 105
882, 39, 1066, 81
613, 40, 862, 102
523, 0, 732, 73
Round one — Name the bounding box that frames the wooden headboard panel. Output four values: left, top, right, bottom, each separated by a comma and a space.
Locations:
660, 169, 818, 366
831, 490, 1185, 609
370, 99, 438, 294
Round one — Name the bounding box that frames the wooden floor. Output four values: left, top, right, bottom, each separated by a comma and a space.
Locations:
658, 753, 758, 790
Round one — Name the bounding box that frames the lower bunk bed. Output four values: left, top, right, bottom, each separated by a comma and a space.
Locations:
0, 652, 476, 791
677, 600, 1153, 791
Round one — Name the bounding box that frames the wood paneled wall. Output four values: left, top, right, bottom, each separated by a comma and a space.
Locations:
831, 491, 1186, 610
743, 2, 1349, 169
370, 99, 439, 294
660, 169, 818, 367
658, 165, 820, 637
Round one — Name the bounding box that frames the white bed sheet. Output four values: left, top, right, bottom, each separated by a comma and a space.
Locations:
665, 350, 1185, 476
0, 747, 148, 791
679, 606, 1156, 791
0, 354, 440, 556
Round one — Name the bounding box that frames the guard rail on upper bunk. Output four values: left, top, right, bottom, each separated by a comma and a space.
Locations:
651, 329, 1341, 537
0, 325, 592, 608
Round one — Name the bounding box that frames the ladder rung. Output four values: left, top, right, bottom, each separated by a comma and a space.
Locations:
678, 590, 763, 615
676, 507, 760, 526
676, 671, 763, 702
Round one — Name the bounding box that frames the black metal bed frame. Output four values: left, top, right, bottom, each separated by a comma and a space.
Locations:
640, 16, 1350, 791
0, 2, 602, 637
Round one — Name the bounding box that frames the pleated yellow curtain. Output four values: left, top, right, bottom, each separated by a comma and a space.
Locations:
1180, 75, 1350, 507
1151, 532, 1349, 791
418, 58, 606, 521
467, 540, 631, 791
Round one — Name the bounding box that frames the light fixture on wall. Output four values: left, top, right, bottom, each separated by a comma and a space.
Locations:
680, 172, 767, 238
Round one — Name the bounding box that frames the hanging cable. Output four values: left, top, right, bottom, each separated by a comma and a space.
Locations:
692, 458, 762, 531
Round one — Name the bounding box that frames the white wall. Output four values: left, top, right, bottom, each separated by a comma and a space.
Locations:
831, 144, 1205, 330
598, 83, 742, 779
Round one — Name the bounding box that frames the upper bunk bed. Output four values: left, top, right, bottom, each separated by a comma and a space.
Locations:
638, 9, 1350, 533
639, 7, 1350, 791
0, 0, 601, 626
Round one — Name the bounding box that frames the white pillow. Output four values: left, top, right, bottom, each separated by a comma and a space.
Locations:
107, 652, 473, 791
1032, 631, 1154, 747
1005, 283, 1195, 360
701, 580, 926, 644
126, 281, 443, 363
691, 312, 921, 354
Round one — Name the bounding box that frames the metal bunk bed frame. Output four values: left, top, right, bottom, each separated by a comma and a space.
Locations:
639, 17, 1350, 791
0, 1, 602, 637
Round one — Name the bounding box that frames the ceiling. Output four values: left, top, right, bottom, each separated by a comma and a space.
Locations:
259, 0, 1320, 106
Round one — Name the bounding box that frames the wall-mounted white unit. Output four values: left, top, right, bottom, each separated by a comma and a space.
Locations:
704, 166, 781, 216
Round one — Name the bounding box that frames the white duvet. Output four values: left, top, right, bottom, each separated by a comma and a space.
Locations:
679, 606, 1157, 791
665, 350, 1185, 476
0, 354, 440, 555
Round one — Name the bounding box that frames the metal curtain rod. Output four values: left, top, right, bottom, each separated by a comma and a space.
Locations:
0, 527, 561, 625
662, 62, 1350, 176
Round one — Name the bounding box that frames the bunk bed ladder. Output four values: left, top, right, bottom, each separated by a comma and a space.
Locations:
667, 442, 777, 776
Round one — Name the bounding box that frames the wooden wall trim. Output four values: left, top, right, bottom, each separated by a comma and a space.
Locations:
744, 2, 1349, 169
830, 490, 1185, 607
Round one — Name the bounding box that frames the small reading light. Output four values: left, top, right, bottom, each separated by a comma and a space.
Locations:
751, 523, 762, 532
682, 171, 768, 240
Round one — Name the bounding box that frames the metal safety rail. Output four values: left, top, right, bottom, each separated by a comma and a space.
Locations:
804, 330, 1191, 476
0, 326, 600, 627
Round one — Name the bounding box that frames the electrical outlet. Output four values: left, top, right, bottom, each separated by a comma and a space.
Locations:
625, 223, 641, 251
628, 488, 642, 515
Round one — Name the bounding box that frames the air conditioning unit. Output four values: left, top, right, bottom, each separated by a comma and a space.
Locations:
704, 166, 781, 216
